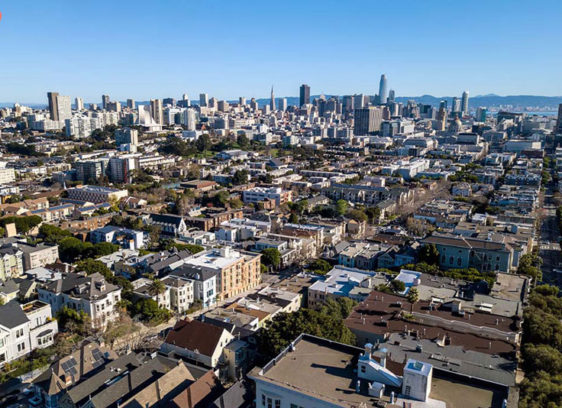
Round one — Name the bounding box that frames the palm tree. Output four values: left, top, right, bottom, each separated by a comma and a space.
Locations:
147, 279, 165, 297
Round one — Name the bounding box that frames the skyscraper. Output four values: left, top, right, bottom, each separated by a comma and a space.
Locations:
279, 98, 287, 111
378, 74, 388, 104
461, 91, 469, 115
199, 93, 209, 107
75, 97, 84, 111
270, 86, 276, 111
127, 99, 136, 109
299, 84, 310, 107
556, 104, 562, 134
56, 95, 72, 121
342, 95, 354, 114
102, 94, 110, 110
353, 106, 383, 135
452, 97, 461, 113
354, 94, 365, 110
47, 92, 59, 121
388, 89, 395, 103
150, 99, 163, 124
239, 97, 247, 106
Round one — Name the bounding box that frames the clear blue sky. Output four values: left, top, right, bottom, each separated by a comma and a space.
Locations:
1, 0, 561, 103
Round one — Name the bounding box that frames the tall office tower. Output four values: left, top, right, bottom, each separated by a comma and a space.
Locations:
56, 95, 72, 121
461, 91, 469, 115
178, 94, 190, 108
107, 101, 121, 112
437, 106, 448, 131
102, 94, 110, 110
126, 99, 136, 109
556, 104, 562, 134
75, 97, 84, 111
270, 86, 276, 111
388, 89, 395, 102
378, 74, 388, 104
150, 99, 163, 124
299, 84, 310, 107
452, 97, 461, 113
342, 95, 354, 114
239, 97, 247, 106
163, 97, 176, 107
182, 93, 189, 101
47, 92, 59, 121
279, 98, 287, 111
354, 94, 365, 109
209, 97, 218, 109
199, 93, 209, 107
218, 100, 229, 112
476, 107, 488, 122
250, 98, 258, 111
439, 100, 448, 110
353, 106, 383, 135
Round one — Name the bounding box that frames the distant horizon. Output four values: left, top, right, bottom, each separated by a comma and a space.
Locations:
3, 92, 562, 110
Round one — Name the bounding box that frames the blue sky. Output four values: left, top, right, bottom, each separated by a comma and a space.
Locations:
1, 0, 561, 103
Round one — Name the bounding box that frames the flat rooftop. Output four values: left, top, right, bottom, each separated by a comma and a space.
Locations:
252, 337, 379, 407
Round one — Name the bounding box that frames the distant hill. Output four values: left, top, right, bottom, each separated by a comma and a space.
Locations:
2, 94, 562, 110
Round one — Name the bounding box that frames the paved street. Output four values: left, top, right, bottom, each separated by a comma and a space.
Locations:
538, 186, 561, 287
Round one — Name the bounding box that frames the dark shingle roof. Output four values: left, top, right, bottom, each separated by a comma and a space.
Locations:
0, 301, 28, 328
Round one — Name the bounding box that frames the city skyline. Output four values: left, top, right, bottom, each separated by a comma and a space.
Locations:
1, 1, 562, 102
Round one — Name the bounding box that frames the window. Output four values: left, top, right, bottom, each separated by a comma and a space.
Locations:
17, 342, 26, 352
262, 394, 266, 407
360, 365, 366, 373
457, 258, 462, 266
405, 385, 411, 396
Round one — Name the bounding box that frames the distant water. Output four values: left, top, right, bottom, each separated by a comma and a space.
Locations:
515, 111, 557, 116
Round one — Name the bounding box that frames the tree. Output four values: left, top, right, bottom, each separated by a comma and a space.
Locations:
257, 306, 356, 363
261, 248, 281, 270
39, 224, 72, 243
518, 253, 543, 281
365, 207, 381, 224
196, 134, 212, 152
237, 134, 250, 149
75, 259, 111, 276
309, 259, 332, 275
347, 209, 368, 222
288, 213, 299, 224
336, 199, 348, 216
57, 306, 90, 334
232, 170, 249, 185
418, 244, 440, 265
228, 198, 244, 209
407, 287, 419, 304
92, 242, 120, 257
391, 279, 406, 293
133, 298, 171, 323
147, 279, 166, 297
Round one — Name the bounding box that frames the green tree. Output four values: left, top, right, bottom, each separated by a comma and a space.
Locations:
418, 244, 440, 265
92, 242, 120, 257
257, 307, 356, 363
309, 259, 332, 275
288, 213, 299, 224
232, 169, 249, 185
75, 259, 111, 276
336, 199, 348, 216
391, 279, 406, 293
147, 279, 166, 297
261, 248, 281, 270
196, 134, 212, 152
347, 209, 368, 222
237, 134, 250, 149
39, 224, 72, 243
407, 287, 419, 303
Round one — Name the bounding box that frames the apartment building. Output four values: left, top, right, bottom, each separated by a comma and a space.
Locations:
242, 186, 292, 206
66, 185, 128, 204
183, 247, 261, 300
19, 243, 60, 271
